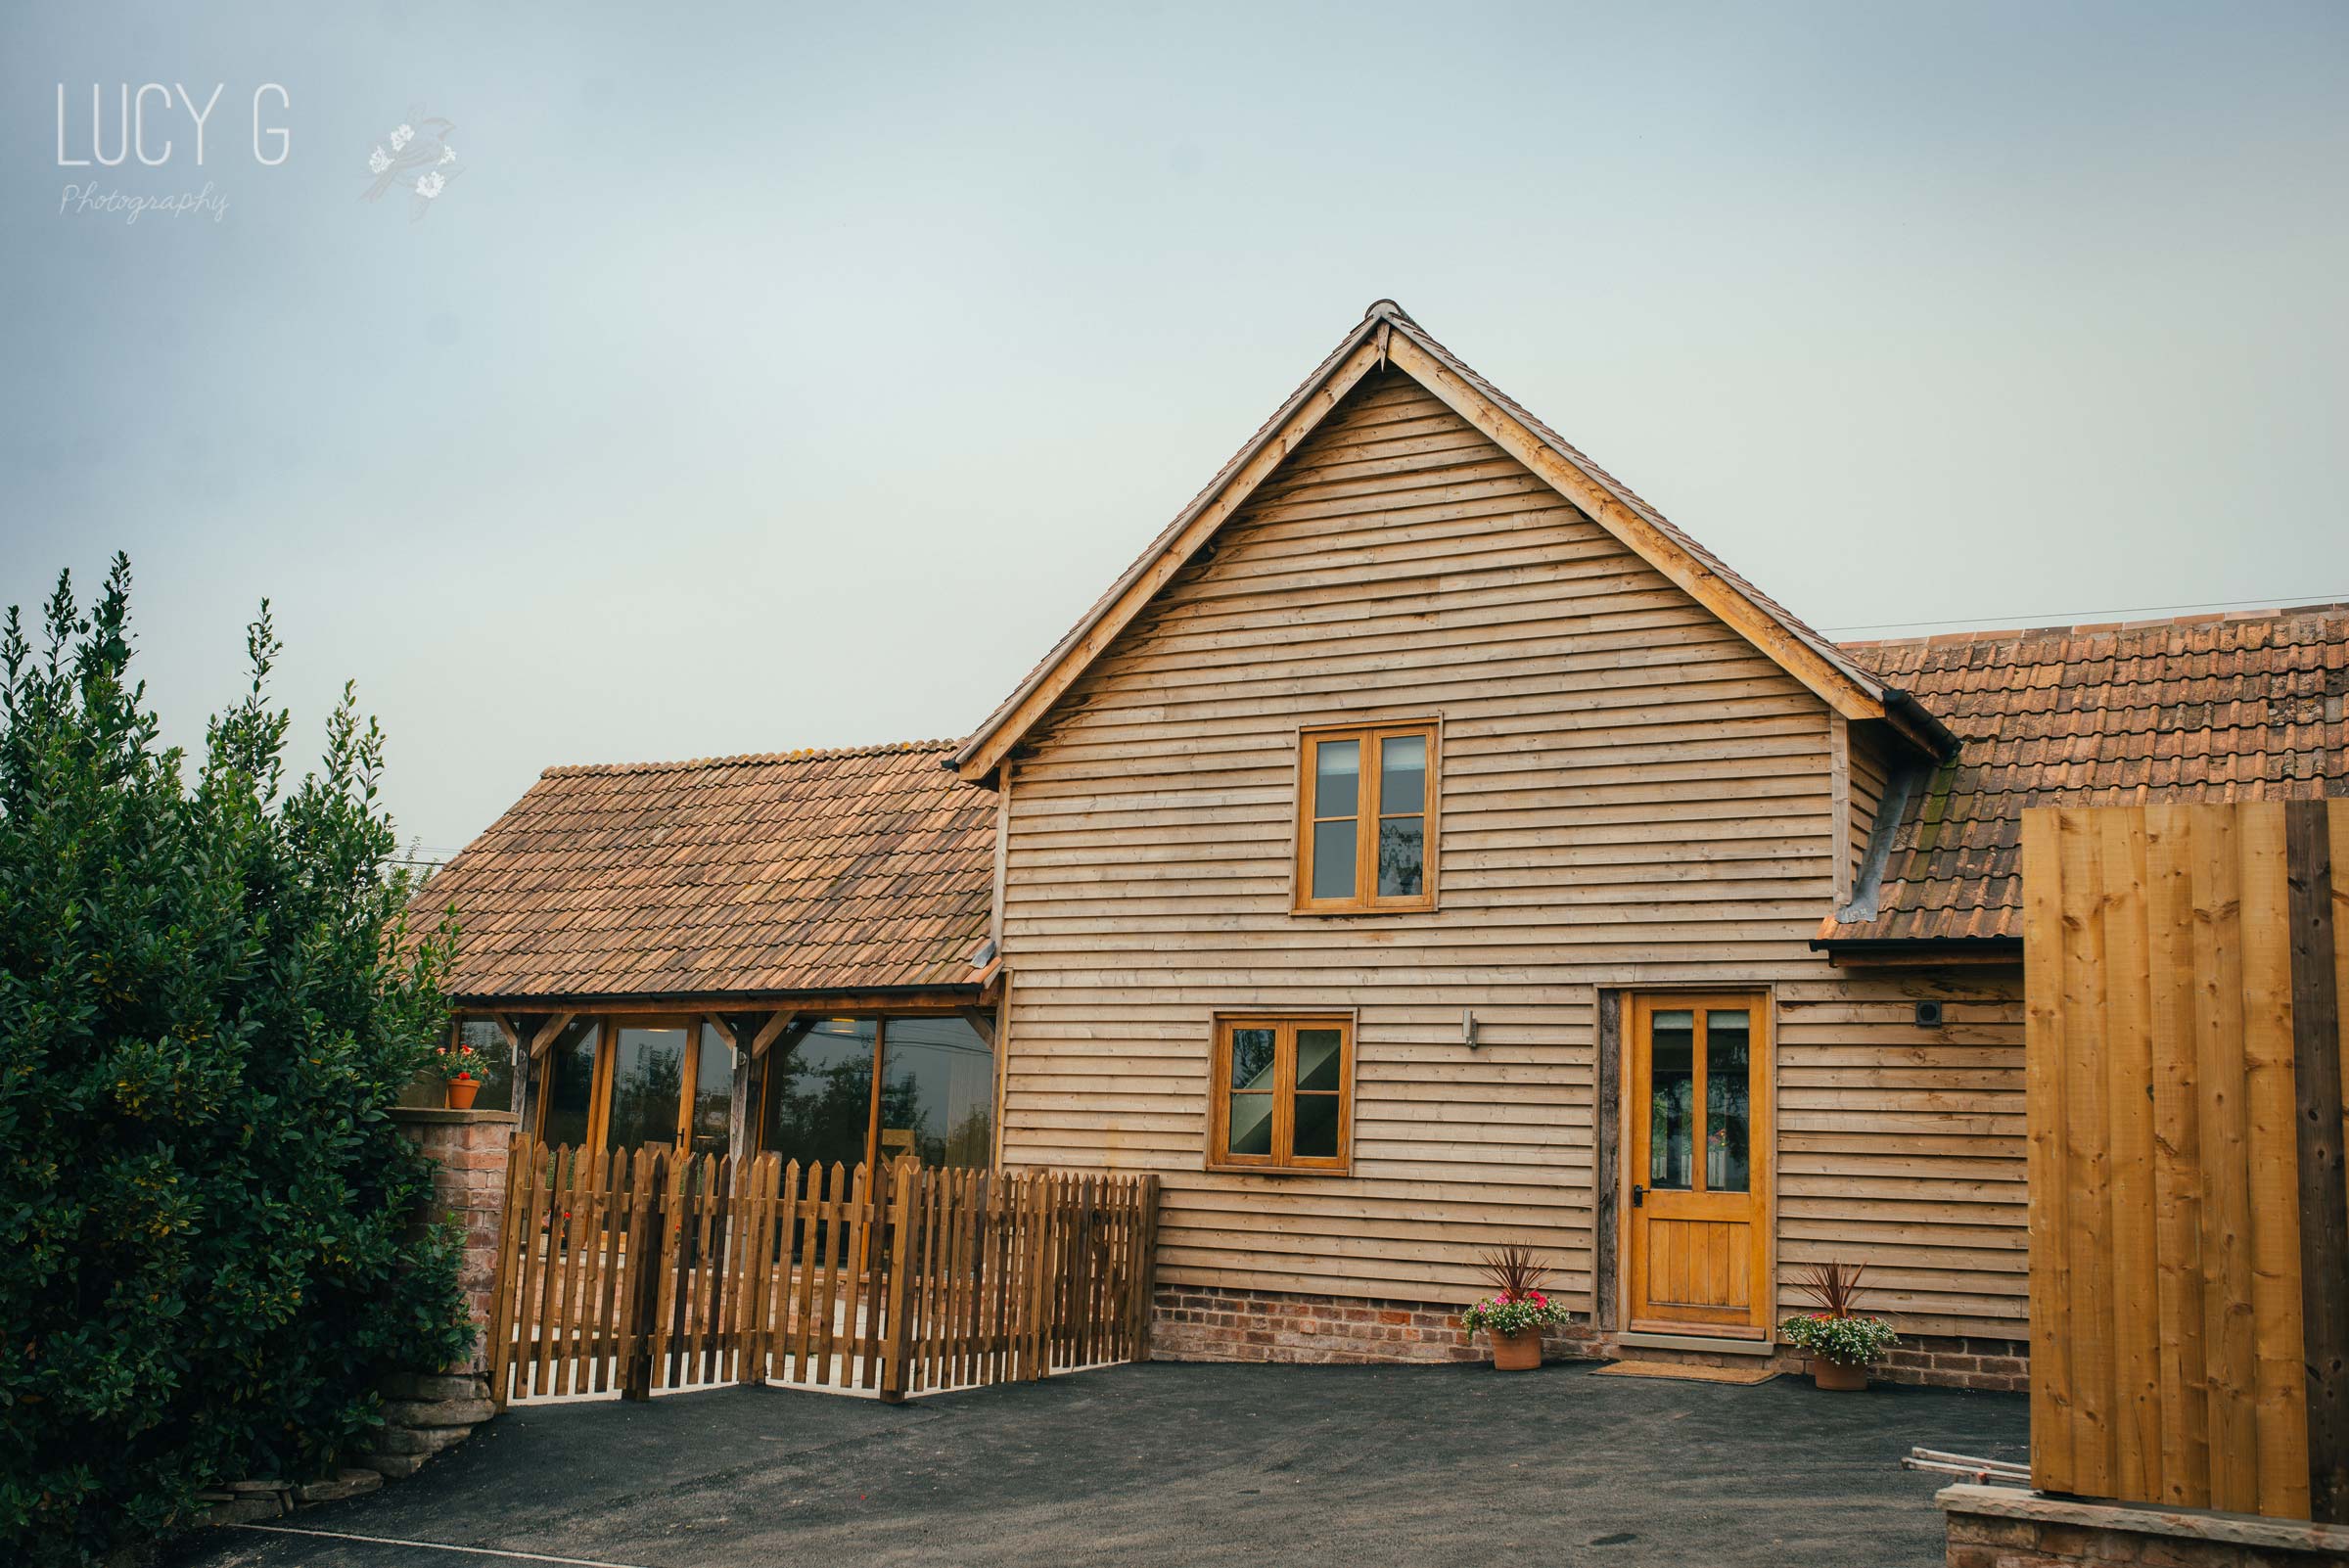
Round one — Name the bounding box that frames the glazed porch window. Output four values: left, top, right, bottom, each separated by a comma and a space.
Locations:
521, 1012, 997, 1170
398, 1016, 518, 1110
756, 1015, 995, 1173
531, 1017, 733, 1157
1208, 1015, 1353, 1172
1295, 721, 1437, 913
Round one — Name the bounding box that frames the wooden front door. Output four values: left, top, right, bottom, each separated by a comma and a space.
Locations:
1626, 993, 1772, 1334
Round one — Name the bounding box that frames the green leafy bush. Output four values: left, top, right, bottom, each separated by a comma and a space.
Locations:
0, 559, 474, 1565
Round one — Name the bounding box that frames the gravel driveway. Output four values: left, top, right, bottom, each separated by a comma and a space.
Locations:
172, 1360, 2028, 1568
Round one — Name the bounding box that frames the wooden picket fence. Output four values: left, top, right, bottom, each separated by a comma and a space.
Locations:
2021, 801, 2349, 1525
483, 1141, 1161, 1407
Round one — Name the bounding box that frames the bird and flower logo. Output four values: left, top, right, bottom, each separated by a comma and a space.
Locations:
361, 112, 461, 220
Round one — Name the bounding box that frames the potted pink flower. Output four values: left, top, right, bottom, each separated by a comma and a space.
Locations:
1460, 1245, 1571, 1370
436, 1038, 484, 1110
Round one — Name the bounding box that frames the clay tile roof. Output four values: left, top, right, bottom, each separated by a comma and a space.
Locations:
414, 740, 996, 1002
1821, 606, 2349, 945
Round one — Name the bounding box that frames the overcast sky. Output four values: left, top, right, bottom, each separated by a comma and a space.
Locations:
5, 2, 2344, 857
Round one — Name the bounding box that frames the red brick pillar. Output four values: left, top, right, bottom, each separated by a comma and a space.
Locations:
389, 1107, 518, 1373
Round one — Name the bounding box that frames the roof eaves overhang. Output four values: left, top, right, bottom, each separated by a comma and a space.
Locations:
446, 979, 999, 1013
1807, 936, 2024, 967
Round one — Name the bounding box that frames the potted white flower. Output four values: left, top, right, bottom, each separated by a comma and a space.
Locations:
1778, 1261, 1898, 1391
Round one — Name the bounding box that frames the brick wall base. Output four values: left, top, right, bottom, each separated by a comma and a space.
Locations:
1150, 1283, 2026, 1391
1940, 1484, 2349, 1566
1878, 1334, 2029, 1394
1152, 1284, 1598, 1365
390, 1106, 519, 1374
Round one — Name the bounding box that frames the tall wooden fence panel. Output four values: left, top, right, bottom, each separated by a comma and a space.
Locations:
2022, 800, 2348, 1524
483, 1146, 1161, 1408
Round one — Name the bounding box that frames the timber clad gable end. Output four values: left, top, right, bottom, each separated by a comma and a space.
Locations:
989, 359, 2028, 1341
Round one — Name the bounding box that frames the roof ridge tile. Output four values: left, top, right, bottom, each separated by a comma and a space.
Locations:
543, 738, 961, 779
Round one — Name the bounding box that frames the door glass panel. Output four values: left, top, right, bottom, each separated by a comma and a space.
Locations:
607, 1027, 689, 1153
761, 1019, 876, 1172
878, 1016, 995, 1168
1378, 734, 1425, 814
1376, 817, 1423, 897
1647, 1009, 1695, 1189
1293, 1093, 1339, 1157
1295, 1029, 1343, 1091
536, 1019, 601, 1149
685, 1024, 733, 1159
1704, 1010, 1752, 1193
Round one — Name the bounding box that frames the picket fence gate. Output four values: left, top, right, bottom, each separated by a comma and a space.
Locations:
484, 1140, 1163, 1407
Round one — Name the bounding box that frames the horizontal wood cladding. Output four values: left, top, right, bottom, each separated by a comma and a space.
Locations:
997, 370, 2026, 1340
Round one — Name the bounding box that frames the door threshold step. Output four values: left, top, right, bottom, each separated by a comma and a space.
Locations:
1595, 1359, 1779, 1385
1615, 1330, 1774, 1357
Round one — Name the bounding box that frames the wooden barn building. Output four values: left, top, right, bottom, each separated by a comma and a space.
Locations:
421, 300, 2349, 1387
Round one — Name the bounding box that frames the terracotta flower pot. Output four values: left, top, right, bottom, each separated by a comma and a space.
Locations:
1491, 1327, 1543, 1371
1810, 1356, 1867, 1392
445, 1076, 481, 1111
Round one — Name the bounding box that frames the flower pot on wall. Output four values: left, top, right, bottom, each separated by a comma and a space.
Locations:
1491, 1328, 1543, 1371
445, 1077, 480, 1111
1810, 1357, 1866, 1392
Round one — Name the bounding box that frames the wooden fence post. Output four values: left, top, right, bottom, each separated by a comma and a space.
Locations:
622, 1150, 667, 1402
483, 1135, 532, 1410
879, 1160, 916, 1403
1136, 1174, 1162, 1361
2286, 801, 2349, 1524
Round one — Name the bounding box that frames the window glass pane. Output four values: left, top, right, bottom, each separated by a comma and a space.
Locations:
1296, 1029, 1343, 1091
1647, 1010, 1695, 1189
1293, 1093, 1340, 1158
1229, 1028, 1276, 1090
537, 1020, 601, 1150
1227, 1093, 1274, 1156
1312, 820, 1357, 900
1705, 1010, 1752, 1193
607, 1027, 688, 1153
877, 1016, 995, 1169
1313, 739, 1359, 817
458, 1019, 517, 1112
1376, 816, 1423, 898
1379, 734, 1426, 814
685, 1025, 732, 1159
761, 1019, 876, 1172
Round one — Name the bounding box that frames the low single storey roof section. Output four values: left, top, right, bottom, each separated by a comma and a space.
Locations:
1820, 604, 2349, 950
415, 739, 996, 1006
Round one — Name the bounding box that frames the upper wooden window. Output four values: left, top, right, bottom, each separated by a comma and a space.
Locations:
1294, 720, 1438, 913
1207, 1014, 1353, 1173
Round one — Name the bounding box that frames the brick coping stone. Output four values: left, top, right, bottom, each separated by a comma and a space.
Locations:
1938, 1483, 2349, 1558
389, 1107, 520, 1126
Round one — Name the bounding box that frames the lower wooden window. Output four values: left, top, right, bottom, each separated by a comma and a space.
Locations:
1207, 1014, 1353, 1172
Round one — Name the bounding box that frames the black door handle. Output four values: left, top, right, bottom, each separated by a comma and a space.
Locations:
1631, 1183, 1646, 1208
